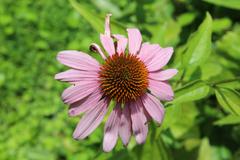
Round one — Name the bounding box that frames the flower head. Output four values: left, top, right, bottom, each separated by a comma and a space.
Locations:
55, 14, 178, 152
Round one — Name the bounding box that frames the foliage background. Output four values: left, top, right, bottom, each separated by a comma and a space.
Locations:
0, 0, 240, 159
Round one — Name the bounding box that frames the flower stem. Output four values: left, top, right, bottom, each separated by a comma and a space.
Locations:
210, 76, 240, 87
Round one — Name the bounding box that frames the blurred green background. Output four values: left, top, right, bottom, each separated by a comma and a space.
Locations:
0, 0, 240, 159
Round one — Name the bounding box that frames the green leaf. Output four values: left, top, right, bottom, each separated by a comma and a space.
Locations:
172, 80, 210, 104
69, 0, 125, 34
166, 103, 199, 138
184, 138, 201, 151
200, 62, 222, 80
133, 135, 172, 160
216, 25, 240, 60
161, 104, 181, 130
217, 80, 240, 90
214, 115, 240, 126
182, 12, 212, 68
203, 0, 240, 10
197, 138, 213, 160
215, 88, 240, 115
91, 0, 122, 18
148, 19, 181, 46
198, 138, 232, 160
212, 18, 232, 33
177, 12, 196, 27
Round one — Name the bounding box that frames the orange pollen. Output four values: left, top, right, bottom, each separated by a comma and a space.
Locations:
99, 53, 149, 103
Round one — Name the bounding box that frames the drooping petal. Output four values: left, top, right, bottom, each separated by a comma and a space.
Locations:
55, 69, 99, 83
103, 104, 121, 152
130, 99, 148, 144
61, 81, 99, 104
57, 50, 99, 71
90, 43, 107, 59
149, 69, 178, 81
141, 94, 165, 123
100, 34, 115, 56
119, 104, 132, 146
147, 47, 174, 72
138, 43, 161, 64
142, 106, 152, 122
148, 79, 174, 101
104, 14, 112, 37
68, 89, 102, 116
112, 34, 128, 54
73, 98, 109, 139
127, 28, 142, 55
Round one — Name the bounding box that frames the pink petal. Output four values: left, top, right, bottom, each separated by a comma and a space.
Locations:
130, 99, 148, 144
68, 89, 102, 116
104, 14, 112, 37
147, 47, 174, 72
143, 106, 152, 122
138, 43, 161, 64
112, 34, 128, 54
148, 79, 174, 101
119, 104, 132, 146
57, 50, 99, 71
103, 104, 121, 152
127, 28, 142, 55
90, 43, 107, 59
141, 93, 165, 123
149, 69, 178, 81
100, 34, 115, 56
73, 98, 109, 139
61, 81, 99, 104
55, 69, 99, 83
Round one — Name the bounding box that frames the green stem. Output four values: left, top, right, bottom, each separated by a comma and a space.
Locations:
211, 77, 240, 86
175, 69, 185, 88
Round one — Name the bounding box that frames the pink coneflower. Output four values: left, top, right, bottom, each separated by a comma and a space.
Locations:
55, 14, 177, 152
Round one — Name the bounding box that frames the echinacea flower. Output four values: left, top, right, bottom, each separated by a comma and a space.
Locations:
55, 14, 177, 152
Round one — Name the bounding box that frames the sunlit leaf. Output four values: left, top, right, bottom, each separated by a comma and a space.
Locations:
197, 138, 232, 160
217, 80, 240, 90
177, 12, 196, 27
184, 138, 201, 151
214, 114, 240, 126
216, 25, 240, 60
161, 104, 181, 130
166, 103, 199, 138
172, 80, 210, 104
215, 88, 240, 115
212, 18, 232, 33
203, 0, 240, 10
132, 135, 172, 160
182, 12, 212, 68
69, 0, 125, 34
91, 0, 122, 18
197, 138, 213, 160
148, 19, 181, 46
200, 62, 222, 80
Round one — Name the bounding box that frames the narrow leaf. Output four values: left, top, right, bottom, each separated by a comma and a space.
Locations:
69, 0, 125, 34
214, 115, 240, 126
215, 88, 240, 115
133, 135, 172, 160
163, 103, 199, 138
197, 138, 213, 160
172, 80, 210, 104
216, 26, 240, 60
183, 12, 212, 68
203, 0, 240, 10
